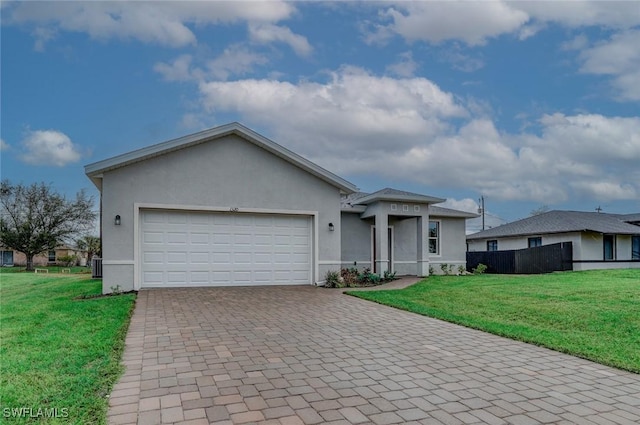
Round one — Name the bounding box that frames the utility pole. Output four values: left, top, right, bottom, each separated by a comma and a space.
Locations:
595, 206, 602, 213
478, 195, 485, 230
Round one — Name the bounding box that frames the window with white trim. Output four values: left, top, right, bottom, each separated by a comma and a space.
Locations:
633, 236, 640, 260
428, 221, 439, 255
487, 240, 498, 251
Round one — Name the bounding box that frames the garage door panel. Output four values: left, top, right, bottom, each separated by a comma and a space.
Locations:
140, 210, 311, 287
143, 232, 164, 244
190, 233, 209, 244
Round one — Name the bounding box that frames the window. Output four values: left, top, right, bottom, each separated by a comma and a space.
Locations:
632, 236, 640, 260
48, 250, 56, 263
603, 235, 616, 260
528, 237, 542, 248
1, 250, 13, 266
487, 240, 498, 251
428, 221, 439, 255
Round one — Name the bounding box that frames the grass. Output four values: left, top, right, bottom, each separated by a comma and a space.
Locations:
0, 271, 136, 424
1, 266, 91, 274
349, 269, 640, 373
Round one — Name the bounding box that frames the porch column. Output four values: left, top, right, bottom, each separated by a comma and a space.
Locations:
375, 212, 389, 274
417, 215, 429, 276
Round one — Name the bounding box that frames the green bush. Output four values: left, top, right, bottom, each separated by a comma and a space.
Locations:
57, 254, 78, 267
472, 263, 488, 274
324, 270, 342, 288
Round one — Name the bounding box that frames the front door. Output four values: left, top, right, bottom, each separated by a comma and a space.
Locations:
372, 226, 393, 274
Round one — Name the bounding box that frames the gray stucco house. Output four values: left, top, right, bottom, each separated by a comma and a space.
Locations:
467, 210, 640, 271
85, 122, 476, 293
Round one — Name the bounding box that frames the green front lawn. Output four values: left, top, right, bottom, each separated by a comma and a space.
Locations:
349, 269, 640, 373
0, 272, 136, 424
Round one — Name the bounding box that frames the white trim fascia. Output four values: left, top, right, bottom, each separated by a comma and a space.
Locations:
85, 122, 358, 193
356, 193, 445, 205
134, 203, 319, 290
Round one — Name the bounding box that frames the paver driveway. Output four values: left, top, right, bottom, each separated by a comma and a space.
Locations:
108, 282, 640, 425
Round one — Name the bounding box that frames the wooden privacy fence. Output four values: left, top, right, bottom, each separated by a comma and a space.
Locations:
466, 242, 573, 274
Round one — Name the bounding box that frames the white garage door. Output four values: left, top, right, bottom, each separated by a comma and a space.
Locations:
140, 210, 312, 287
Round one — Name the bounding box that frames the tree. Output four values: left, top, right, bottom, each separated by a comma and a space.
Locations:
0, 180, 96, 271
530, 205, 550, 216
76, 235, 101, 261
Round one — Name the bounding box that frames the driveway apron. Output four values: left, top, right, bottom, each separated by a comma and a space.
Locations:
108, 284, 640, 425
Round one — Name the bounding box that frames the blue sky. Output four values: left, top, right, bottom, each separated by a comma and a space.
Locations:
2, 1, 639, 232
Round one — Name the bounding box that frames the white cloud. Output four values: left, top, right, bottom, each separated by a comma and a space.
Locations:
6, 1, 295, 49
207, 45, 269, 80
20, 130, 82, 166
386, 51, 418, 77
188, 67, 640, 204
373, 1, 529, 46
248, 23, 312, 57
577, 30, 640, 101
154, 46, 269, 83
0, 139, 8, 151
154, 54, 196, 82
369, 1, 640, 47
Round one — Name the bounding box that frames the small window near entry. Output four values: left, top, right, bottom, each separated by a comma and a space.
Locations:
414, 205, 420, 212
48, 250, 56, 263
428, 221, 439, 255
632, 236, 640, 260
603, 234, 616, 260
403, 205, 409, 212
528, 237, 542, 248
390, 204, 397, 211
487, 240, 498, 251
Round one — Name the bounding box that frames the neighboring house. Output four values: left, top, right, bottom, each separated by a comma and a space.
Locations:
466, 210, 640, 271
0, 246, 88, 267
85, 122, 476, 293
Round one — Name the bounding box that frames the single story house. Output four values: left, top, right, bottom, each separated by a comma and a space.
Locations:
85, 122, 476, 293
0, 246, 88, 267
466, 210, 640, 271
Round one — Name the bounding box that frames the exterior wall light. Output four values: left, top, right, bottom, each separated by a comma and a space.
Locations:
114, 215, 121, 226
328, 222, 335, 231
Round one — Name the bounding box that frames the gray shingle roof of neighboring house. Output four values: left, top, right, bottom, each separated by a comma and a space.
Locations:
618, 213, 640, 224
466, 210, 640, 240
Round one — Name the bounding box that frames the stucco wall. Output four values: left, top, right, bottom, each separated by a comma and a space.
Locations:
100, 134, 343, 292
340, 212, 470, 276
467, 232, 583, 261
340, 212, 373, 271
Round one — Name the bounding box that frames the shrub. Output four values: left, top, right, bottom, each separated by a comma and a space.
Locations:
341, 267, 360, 287
383, 270, 396, 281
472, 263, 488, 274
57, 255, 77, 267
324, 270, 342, 288
440, 263, 449, 275
429, 265, 434, 275
458, 265, 466, 275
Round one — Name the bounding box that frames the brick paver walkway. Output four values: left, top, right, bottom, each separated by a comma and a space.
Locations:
108, 281, 640, 425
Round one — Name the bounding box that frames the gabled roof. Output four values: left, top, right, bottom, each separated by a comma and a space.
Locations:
353, 188, 445, 205
467, 210, 640, 240
84, 122, 358, 194
430, 205, 479, 219
618, 213, 640, 224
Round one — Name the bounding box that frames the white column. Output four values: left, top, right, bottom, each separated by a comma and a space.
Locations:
375, 212, 389, 274
417, 215, 429, 276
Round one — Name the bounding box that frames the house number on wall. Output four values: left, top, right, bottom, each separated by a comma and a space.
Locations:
229, 207, 239, 212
